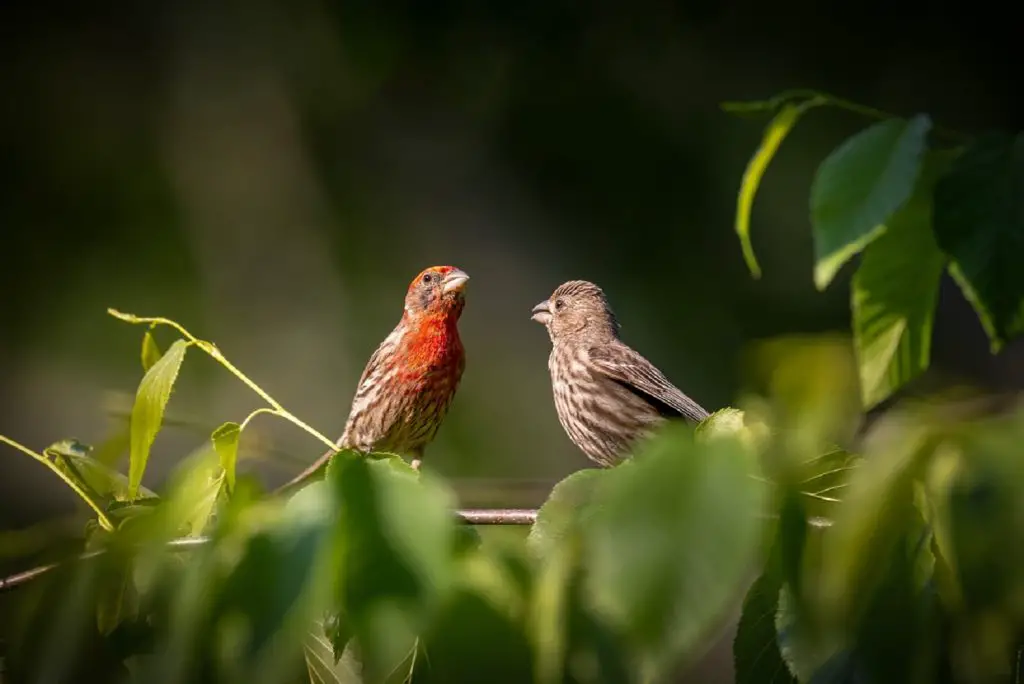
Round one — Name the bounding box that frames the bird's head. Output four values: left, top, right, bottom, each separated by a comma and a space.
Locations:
531, 280, 620, 343
404, 265, 470, 320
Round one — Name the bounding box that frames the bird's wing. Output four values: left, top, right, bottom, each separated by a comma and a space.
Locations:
588, 342, 709, 423
343, 325, 405, 435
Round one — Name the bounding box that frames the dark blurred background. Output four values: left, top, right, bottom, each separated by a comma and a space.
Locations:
2, 1, 1022, 530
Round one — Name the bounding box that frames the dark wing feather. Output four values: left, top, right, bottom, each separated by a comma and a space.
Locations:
588, 341, 709, 423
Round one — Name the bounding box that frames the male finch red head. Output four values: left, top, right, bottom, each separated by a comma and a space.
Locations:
531, 280, 708, 467
280, 265, 469, 490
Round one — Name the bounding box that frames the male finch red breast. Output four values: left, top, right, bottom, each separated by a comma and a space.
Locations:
279, 265, 469, 491
531, 280, 708, 467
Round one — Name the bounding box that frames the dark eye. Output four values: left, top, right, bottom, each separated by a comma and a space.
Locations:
554, 298, 565, 311
422, 273, 434, 284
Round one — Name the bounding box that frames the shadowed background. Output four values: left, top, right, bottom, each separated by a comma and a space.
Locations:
2, 2, 1021, 529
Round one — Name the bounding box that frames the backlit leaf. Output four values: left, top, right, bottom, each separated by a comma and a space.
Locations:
128, 338, 189, 499
852, 151, 955, 408
141, 329, 163, 372
212, 421, 241, 492
735, 98, 824, 277
811, 115, 932, 290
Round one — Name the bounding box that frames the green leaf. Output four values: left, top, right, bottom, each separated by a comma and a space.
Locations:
212, 421, 241, 492
696, 407, 746, 440
583, 423, 769, 678
128, 338, 189, 499
45, 439, 157, 503
420, 588, 537, 684
733, 570, 797, 684
811, 115, 932, 290
330, 455, 458, 680
159, 445, 226, 538
775, 585, 840, 683
527, 468, 607, 558
933, 132, 1024, 351
816, 416, 933, 626
96, 563, 138, 636
851, 151, 954, 409
304, 624, 363, 684
141, 329, 163, 372
735, 98, 824, 278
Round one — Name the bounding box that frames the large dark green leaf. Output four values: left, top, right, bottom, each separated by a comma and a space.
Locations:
129, 338, 190, 499
330, 455, 458, 680
811, 115, 932, 290
933, 132, 1024, 351
851, 151, 954, 409
583, 423, 769, 678
526, 468, 607, 558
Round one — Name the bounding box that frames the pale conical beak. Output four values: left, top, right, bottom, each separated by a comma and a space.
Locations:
442, 269, 470, 294
531, 300, 552, 325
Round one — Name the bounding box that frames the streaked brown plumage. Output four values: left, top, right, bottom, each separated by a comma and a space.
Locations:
277, 266, 469, 493
531, 280, 708, 467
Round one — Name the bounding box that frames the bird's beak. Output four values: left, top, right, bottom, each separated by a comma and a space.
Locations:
531, 300, 552, 325
442, 268, 470, 295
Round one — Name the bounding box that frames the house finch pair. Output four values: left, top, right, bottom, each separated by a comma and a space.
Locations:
280, 267, 707, 490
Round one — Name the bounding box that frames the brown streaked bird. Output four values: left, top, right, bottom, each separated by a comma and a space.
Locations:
277, 265, 469, 493
531, 280, 709, 467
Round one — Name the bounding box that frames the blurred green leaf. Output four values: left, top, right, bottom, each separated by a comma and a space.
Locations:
776, 585, 840, 682
852, 151, 956, 409
529, 537, 577, 684
811, 115, 932, 290
142, 328, 163, 372
734, 98, 824, 278
419, 587, 536, 684
304, 623, 363, 684
733, 569, 797, 684
748, 337, 862, 468
696, 406, 746, 439
91, 421, 131, 467
933, 132, 1024, 351
527, 468, 607, 558
159, 445, 226, 538
212, 421, 241, 492
129, 338, 190, 499
331, 455, 458, 680
816, 415, 934, 626
96, 562, 138, 636
584, 423, 769, 678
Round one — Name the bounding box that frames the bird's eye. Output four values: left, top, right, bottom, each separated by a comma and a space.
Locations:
422, 273, 433, 284
554, 298, 565, 311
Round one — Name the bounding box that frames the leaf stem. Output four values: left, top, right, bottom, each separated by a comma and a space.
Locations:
0, 434, 115, 532
108, 309, 338, 452
722, 89, 969, 141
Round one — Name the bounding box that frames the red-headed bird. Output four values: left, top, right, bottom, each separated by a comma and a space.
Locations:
531, 280, 708, 467
279, 265, 469, 491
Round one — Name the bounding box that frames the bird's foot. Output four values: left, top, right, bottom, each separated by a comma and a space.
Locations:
410, 458, 422, 471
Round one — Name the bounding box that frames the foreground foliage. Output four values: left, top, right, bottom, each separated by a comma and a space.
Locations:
2, 310, 1024, 684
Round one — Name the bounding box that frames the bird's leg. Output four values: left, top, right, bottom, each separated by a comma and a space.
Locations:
410, 448, 423, 472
